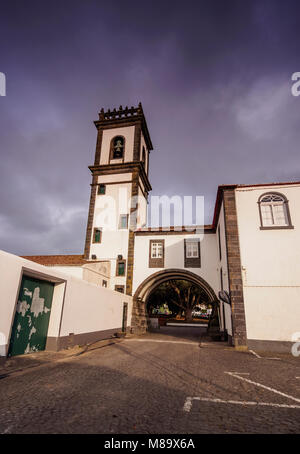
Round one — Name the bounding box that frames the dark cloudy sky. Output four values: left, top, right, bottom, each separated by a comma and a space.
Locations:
1, 0, 300, 255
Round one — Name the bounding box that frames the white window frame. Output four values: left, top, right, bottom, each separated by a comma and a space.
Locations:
260, 194, 288, 227
151, 242, 163, 259
185, 241, 199, 258
119, 214, 128, 230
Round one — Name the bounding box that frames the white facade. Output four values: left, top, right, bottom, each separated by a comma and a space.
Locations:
235, 184, 300, 346
215, 202, 232, 336
133, 232, 219, 296
0, 251, 132, 357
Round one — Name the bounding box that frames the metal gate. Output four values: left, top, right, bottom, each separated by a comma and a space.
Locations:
8, 275, 55, 356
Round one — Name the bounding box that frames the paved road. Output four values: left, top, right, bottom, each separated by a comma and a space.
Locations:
0, 327, 300, 434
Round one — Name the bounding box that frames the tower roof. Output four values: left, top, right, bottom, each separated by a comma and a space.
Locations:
94, 102, 153, 151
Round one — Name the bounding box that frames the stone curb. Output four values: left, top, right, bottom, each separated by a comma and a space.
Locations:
0, 335, 134, 378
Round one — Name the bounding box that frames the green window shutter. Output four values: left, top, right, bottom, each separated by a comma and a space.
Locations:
120, 214, 128, 229
98, 184, 106, 195
118, 261, 125, 276
94, 229, 101, 243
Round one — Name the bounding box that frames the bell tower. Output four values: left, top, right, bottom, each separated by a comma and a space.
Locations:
84, 103, 153, 295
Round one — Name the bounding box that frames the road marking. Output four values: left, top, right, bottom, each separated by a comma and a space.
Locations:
225, 372, 300, 404
228, 372, 250, 375
183, 396, 300, 413
249, 350, 261, 358
265, 357, 281, 360
249, 350, 280, 360
125, 339, 199, 346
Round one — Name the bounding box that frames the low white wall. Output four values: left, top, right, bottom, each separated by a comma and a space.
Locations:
59, 277, 132, 337
0, 250, 132, 356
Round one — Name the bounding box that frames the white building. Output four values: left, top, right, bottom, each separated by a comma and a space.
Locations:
0, 250, 132, 360
20, 104, 300, 352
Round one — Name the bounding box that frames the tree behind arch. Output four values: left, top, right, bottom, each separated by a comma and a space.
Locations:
148, 279, 211, 322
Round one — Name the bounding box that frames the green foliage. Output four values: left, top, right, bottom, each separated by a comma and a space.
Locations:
147, 279, 211, 321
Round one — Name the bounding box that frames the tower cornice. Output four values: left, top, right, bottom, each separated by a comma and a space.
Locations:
88, 162, 152, 192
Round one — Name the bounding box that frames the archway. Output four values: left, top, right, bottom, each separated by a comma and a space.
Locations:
131, 269, 219, 333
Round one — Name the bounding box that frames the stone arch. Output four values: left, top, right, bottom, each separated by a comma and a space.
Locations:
131, 269, 218, 333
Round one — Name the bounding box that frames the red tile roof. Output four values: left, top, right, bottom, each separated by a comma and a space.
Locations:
21, 254, 88, 266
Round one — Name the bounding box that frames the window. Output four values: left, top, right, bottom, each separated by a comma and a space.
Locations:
115, 285, 125, 293
93, 228, 102, 243
151, 242, 163, 258
258, 193, 293, 229
217, 225, 222, 261
184, 239, 200, 268
98, 184, 106, 195
220, 267, 223, 291
110, 136, 125, 160
142, 146, 146, 166
185, 241, 199, 258
116, 260, 126, 276
149, 240, 164, 268
119, 214, 128, 229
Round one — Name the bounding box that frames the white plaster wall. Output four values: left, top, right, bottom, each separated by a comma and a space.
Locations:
90, 182, 131, 260
217, 203, 229, 292
50, 266, 83, 279
235, 185, 300, 342
97, 173, 132, 184
133, 233, 219, 296
0, 251, 25, 355
59, 278, 132, 337
82, 262, 110, 287
0, 251, 132, 356
90, 180, 132, 289
140, 132, 149, 173
137, 184, 148, 228
243, 287, 300, 341
47, 282, 66, 339
216, 202, 232, 335
90, 175, 148, 289
100, 126, 135, 165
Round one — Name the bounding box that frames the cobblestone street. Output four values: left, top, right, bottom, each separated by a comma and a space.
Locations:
0, 327, 300, 434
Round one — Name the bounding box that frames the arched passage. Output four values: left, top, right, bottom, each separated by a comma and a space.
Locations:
131, 269, 219, 333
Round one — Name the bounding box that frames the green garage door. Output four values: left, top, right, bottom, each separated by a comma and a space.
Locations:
8, 275, 55, 357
